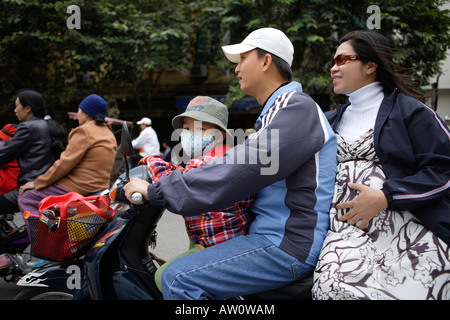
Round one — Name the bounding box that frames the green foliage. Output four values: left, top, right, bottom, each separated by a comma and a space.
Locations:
0, 0, 449, 115
219, 0, 450, 106
0, 0, 198, 114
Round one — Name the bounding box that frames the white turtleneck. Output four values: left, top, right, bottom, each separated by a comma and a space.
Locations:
336, 82, 384, 144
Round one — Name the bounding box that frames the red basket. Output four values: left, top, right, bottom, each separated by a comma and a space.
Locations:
25, 192, 115, 262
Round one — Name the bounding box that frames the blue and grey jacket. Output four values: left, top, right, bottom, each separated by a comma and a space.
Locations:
148, 81, 337, 265
327, 90, 450, 246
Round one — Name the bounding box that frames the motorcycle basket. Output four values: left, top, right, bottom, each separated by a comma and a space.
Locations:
25, 192, 115, 262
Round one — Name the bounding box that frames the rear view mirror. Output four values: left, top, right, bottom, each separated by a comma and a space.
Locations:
120, 121, 135, 182
120, 122, 135, 157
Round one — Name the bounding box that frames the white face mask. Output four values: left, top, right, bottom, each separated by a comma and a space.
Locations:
180, 131, 215, 158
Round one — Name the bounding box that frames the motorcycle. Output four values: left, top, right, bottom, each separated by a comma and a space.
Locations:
15, 122, 312, 300
0, 212, 34, 283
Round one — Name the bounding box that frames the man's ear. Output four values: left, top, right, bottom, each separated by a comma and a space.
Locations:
262, 53, 273, 71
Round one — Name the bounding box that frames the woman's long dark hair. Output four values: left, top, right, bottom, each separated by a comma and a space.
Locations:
17, 90, 67, 157
339, 31, 423, 100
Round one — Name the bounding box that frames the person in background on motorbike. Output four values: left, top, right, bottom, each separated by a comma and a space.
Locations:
160, 138, 172, 163
18, 94, 117, 218
0, 90, 67, 215
129, 117, 160, 167
0, 124, 20, 195
0, 123, 20, 270
124, 27, 337, 300
138, 96, 254, 292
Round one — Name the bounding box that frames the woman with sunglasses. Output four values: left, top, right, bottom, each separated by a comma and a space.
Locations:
313, 30, 450, 300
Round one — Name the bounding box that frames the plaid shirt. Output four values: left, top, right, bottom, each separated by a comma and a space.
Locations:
139, 144, 254, 247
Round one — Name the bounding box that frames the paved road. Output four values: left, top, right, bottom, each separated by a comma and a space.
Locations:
0, 277, 23, 299
151, 209, 190, 261
0, 209, 189, 300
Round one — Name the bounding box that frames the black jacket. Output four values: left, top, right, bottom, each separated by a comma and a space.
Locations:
327, 90, 450, 246
0, 117, 58, 186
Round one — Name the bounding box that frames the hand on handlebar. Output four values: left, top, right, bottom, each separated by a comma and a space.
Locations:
130, 193, 143, 204
123, 178, 150, 204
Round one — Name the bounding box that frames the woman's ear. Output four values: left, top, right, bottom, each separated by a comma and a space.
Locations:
23, 105, 34, 117
366, 61, 378, 76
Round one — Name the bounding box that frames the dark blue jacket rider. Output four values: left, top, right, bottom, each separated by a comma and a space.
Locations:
327, 90, 450, 246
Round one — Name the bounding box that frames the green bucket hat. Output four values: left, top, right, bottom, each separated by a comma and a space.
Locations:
172, 96, 234, 144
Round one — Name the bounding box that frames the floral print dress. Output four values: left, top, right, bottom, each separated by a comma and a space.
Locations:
312, 130, 450, 300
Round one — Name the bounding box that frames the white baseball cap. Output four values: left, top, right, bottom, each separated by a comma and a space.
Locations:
222, 27, 294, 67
137, 117, 151, 126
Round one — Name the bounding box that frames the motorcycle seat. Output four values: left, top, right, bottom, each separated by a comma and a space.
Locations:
244, 272, 313, 300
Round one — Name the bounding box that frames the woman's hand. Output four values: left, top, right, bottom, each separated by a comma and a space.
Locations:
123, 178, 150, 202
19, 181, 35, 195
336, 182, 388, 229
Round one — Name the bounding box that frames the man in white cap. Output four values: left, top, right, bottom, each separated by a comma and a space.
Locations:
130, 117, 160, 167
125, 27, 337, 299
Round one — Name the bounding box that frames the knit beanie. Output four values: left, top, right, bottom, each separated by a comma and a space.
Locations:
79, 94, 107, 120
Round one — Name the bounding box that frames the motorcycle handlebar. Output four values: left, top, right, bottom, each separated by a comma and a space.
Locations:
130, 192, 143, 205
